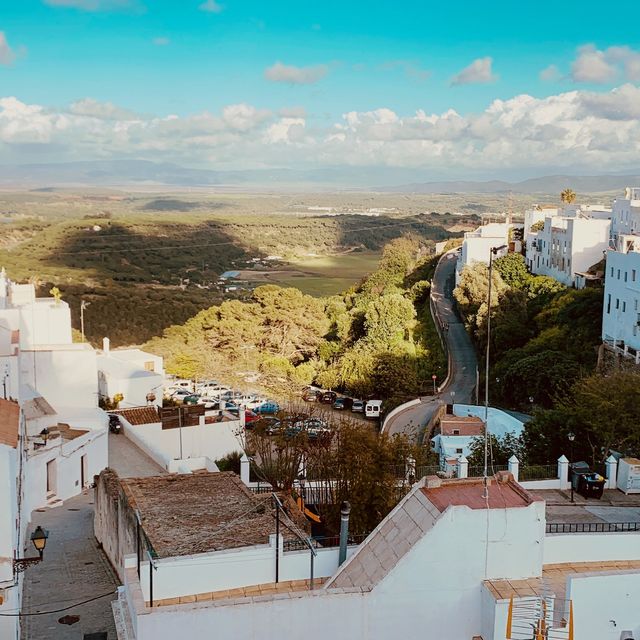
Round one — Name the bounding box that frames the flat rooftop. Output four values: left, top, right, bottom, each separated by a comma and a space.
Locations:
121, 472, 294, 558
423, 474, 538, 512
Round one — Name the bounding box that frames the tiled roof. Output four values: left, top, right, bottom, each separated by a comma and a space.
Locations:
327, 481, 441, 590
440, 416, 484, 436
113, 406, 159, 426
423, 473, 538, 512
0, 398, 19, 448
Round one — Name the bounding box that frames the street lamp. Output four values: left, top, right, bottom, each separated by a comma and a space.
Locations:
13, 526, 49, 574
483, 244, 508, 495
432, 374, 437, 395
568, 432, 576, 503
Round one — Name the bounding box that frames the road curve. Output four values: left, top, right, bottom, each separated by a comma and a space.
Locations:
384, 250, 478, 442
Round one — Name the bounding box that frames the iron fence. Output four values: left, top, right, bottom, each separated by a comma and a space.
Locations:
546, 522, 640, 534
467, 464, 509, 477
283, 533, 370, 553
518, 464, 558, 481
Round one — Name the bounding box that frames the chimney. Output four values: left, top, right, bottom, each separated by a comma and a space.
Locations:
338, 501, 351, 566
103, 337, 110, 354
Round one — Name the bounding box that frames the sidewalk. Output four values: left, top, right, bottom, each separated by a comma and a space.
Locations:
21, 491, 119, 640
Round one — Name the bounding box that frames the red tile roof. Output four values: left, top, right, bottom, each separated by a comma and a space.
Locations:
113, 406, 159, 426
423, 473, 539, 511
440, 416, 484, 436
0, 398, 19, 448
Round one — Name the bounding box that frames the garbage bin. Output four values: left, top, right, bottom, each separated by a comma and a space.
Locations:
577, 472, 606, 499
571, 461, 590, 491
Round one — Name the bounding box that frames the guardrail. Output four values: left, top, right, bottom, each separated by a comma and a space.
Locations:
283, 533, 370, 553
546, 522, 640, 534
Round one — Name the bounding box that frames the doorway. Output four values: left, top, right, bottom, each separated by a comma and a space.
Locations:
46, 459, 57, 495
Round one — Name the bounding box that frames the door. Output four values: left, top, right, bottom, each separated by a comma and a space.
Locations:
46, 459, 57, 495
81, 454, 87, 487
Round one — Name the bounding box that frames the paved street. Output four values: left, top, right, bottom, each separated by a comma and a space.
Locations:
385, 250, 478, 441
21, 433, 166, 639
21, 491, 119, 640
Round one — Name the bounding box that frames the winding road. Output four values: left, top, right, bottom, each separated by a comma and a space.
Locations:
384, 250, 478, 442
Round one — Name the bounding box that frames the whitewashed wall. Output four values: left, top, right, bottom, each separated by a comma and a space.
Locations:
544, 533, 640, 565
121, 418, 243, 471
569, 572, 640, 640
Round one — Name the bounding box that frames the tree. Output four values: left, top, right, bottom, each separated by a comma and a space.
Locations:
530, 220, 545, 232
467, 433, 524, 467
493, 253, 530, 290
560, 188, 576, 204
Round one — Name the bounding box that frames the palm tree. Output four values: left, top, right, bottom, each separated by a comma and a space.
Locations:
560, 188, 576, 204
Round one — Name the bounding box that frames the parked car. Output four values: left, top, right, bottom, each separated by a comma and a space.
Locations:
168, 379, 193, 392
333, 397, 353, 410
302, 389, 321, 402
182, 394, 201, 405
320, 391, 337, 404
351, 399, 364, 413
170, 389, 192, 400
255, 400, 280, 415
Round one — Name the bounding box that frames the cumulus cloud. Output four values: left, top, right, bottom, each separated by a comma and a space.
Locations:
571, 45, 617, 83
44, 0, 139, 10
0, 32, 15, 66
539, 64, 561, 82
4, 85, 640, 175
264, 62, 329, 85
152, 37, 170, 46
451, 57, 497, 85
199, 0, 223, 13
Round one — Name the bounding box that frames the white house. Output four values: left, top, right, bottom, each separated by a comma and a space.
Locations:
602, 235, 640, 362
455, 222, 512, 284
111, 471, 640, 640
526, 212, 610, 287
611, 187, 640, 251
97, 338, 165, 408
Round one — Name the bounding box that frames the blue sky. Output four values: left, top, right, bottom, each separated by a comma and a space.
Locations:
1, 0, 640, 180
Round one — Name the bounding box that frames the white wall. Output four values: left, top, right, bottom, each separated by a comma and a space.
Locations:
0, 445, 18, 584
18, 300, 72, 348
544, 533, 640, 565
602, 246, 640, 351
24, 429, 108, 511
20, 346, 99, 410
121, 418, 244, 471
98, 367, 163, 409
569, 572, 640, 640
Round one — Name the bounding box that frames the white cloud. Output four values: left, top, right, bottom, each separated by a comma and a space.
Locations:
44, 0, 139, 10
4, 85, 640, 175
0, 32, 15, 66
264, 62, 329, 85
380, 60, 430, 82
539, 64, 561, 82
152, 37, 170, 46
451, 57, 497, 85
571, 45, 617, 83
199, 0, 223, 13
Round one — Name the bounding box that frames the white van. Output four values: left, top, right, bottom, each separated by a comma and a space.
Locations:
365, 400, 382, 419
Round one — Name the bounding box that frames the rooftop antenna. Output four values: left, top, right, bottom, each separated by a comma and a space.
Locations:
484, 244, 507, 499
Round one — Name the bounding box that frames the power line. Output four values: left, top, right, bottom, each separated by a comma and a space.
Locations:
0, 591, 116, 617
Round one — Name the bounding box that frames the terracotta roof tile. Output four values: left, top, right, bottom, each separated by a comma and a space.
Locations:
113, 406, 159, 426
440, 416, 485, 436
0, 398, 19, 448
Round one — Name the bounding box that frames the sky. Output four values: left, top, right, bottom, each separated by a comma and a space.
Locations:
1, 0, 640, 182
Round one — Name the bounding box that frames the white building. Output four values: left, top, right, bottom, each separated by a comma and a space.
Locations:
602, 235, 640, 362
0, 269, 109, 637
455, 222, 512, 284
526, 210, 610, 287
110, 471, 640, 640
611, 187, 640, 251
97, 338, 164, 408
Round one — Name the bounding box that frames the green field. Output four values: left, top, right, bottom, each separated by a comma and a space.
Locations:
275, 252, 382, 296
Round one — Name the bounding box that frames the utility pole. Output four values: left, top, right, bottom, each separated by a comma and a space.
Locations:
80, 300, 90, 343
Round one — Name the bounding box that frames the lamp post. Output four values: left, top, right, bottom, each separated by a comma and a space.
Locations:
2, 363, 8, 400
483, 244, 508, 495
13, 526, 49, 574
80, 300, 90, 343
568, 431, 576, 503
432, 374, 437, 395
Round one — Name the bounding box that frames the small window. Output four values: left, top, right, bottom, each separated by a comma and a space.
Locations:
625, 272, 628, 282
623, 301, 627, 312
616, 298, 620, 310
456, 448, 463, 455
144, 361, 155, 372
618, 269, 621, 279
452, 429, 460, 435
611, 266, 614, 277
633, 269, 637, 282
607, 294, 611, 314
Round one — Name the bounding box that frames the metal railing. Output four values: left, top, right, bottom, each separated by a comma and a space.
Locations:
546, 522, 640, 534
467, 464, 509, 477
283, 533, 370, 553
518, 464, 558, 481
415, 465, 444, 478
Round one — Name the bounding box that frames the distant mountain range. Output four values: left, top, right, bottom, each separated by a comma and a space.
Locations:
0, 159, 639, 194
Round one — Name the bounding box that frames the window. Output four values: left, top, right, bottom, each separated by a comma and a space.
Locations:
452, 429, 460, 435
618, 269, 621, 279
623, 301, 627, 312
456, 448, 463, 455
616, 298, 620, 310
611, 266, 614, 277
633, 269, 637, 282
607, 294, 611, 314
625, 272, 628, 282
144, 361, 155, 372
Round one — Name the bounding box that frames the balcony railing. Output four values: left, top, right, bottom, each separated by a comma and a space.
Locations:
283, 533, 370, 553
546, 522, 640, 534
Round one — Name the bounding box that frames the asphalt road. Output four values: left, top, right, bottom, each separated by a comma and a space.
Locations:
384, 250, 478, 442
